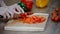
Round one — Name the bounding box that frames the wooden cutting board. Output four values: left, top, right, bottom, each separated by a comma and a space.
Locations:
4, 13, 49, 31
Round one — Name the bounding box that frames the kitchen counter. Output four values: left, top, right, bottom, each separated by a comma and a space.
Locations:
0, 0, 60, 34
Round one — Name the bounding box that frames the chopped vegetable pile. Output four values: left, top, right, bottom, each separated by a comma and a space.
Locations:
20, 12, 46, 24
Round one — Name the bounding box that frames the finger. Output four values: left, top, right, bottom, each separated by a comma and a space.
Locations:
11, 4, 21, 14
14, 4, 24, 14
5, 12, 10, 19
15, 7, 21, 14
17, 5, 24, 13
7, 9, 14, 18
8, 11, 14, 18
3, 14, 6, 19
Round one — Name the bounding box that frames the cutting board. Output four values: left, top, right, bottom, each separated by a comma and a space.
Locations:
4, 13, 49, 31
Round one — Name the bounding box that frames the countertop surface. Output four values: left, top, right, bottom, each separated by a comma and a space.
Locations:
0, 0, 60, 34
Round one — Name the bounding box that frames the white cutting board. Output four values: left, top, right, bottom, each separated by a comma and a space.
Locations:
4, 13, 49, 31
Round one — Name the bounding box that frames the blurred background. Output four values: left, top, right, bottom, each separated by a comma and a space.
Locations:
4, 0, 19, 6
0, 0, 60, 34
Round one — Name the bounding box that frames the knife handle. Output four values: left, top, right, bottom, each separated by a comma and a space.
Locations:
0, 15, 3, 18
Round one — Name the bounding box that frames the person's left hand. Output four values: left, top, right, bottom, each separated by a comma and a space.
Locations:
0, 3, 24, 20
8, 3, 24, 14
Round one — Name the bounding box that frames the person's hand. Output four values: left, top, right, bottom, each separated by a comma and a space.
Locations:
8, 4, 24, 14
0, 3, 24, 19
7, 3, 24, 19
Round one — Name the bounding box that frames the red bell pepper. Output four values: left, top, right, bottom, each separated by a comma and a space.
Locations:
20, 0, 33, 11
